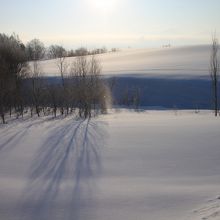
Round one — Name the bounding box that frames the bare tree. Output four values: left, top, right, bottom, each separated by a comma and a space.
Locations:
54, 48, 69, 115
26, 39, 45, 61
29, 61, 43, 117
47, 84, 60, 118
132, 87, 141, 111
70, 55, 110, 118
48, 45, 66, 59
26, 38, 47, 117
0, 57, 9, 123
210, 34, 219, 116
57, 56, 68, 87
75, 47, 88, 56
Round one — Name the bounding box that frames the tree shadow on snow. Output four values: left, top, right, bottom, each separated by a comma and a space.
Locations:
0, 118, 50, 153
20, 118, 108, 220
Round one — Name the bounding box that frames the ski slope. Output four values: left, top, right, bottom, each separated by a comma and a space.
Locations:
0, 110, 220, 220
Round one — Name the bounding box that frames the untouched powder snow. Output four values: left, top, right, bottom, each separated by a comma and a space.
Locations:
40, 45, 210, 78
0, 110, 220, 220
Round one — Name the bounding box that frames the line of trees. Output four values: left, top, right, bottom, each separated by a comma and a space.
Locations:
0, 34, 28, 123
1, 32, 219, 123
25, 38, 117, 61
0, 33, 111, 124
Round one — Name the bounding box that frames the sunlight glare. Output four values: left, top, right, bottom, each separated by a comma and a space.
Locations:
91, 0, 117, 14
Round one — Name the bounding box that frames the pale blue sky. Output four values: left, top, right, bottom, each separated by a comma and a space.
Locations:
0, 0, 219, 48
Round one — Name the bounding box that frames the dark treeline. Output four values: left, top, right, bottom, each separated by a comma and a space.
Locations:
25, 38, 119, 61
0, 33, 111, 124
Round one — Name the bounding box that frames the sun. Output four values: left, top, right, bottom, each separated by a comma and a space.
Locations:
92, 0, 117, 14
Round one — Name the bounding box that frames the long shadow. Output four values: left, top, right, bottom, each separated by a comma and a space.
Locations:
110, 77, 213, 109
20, 118, 107, 220
0, 118, 50, 153
44, 76, 213, 109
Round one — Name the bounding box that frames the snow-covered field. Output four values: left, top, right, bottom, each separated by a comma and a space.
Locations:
0, 110, 220, 220
40, 45, 210, 78
39, 45, 213, 109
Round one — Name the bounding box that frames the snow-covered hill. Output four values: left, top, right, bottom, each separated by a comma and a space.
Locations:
40, 45, 210, 78
38, 45, 213, 109
0, 110, 220, 220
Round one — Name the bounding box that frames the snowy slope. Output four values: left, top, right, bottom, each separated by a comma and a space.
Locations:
38, 45, 213, 109
40, 45, 210, 78
0, 111, 220, 220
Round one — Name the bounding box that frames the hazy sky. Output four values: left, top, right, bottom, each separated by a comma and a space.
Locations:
0, 0, 220, 48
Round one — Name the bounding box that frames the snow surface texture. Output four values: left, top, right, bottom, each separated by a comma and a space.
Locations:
40, 45, 210, 79
0, 110, 220, 220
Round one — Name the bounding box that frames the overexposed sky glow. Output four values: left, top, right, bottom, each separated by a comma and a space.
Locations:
89, 0, 118, 14
0, 0, 220, 48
